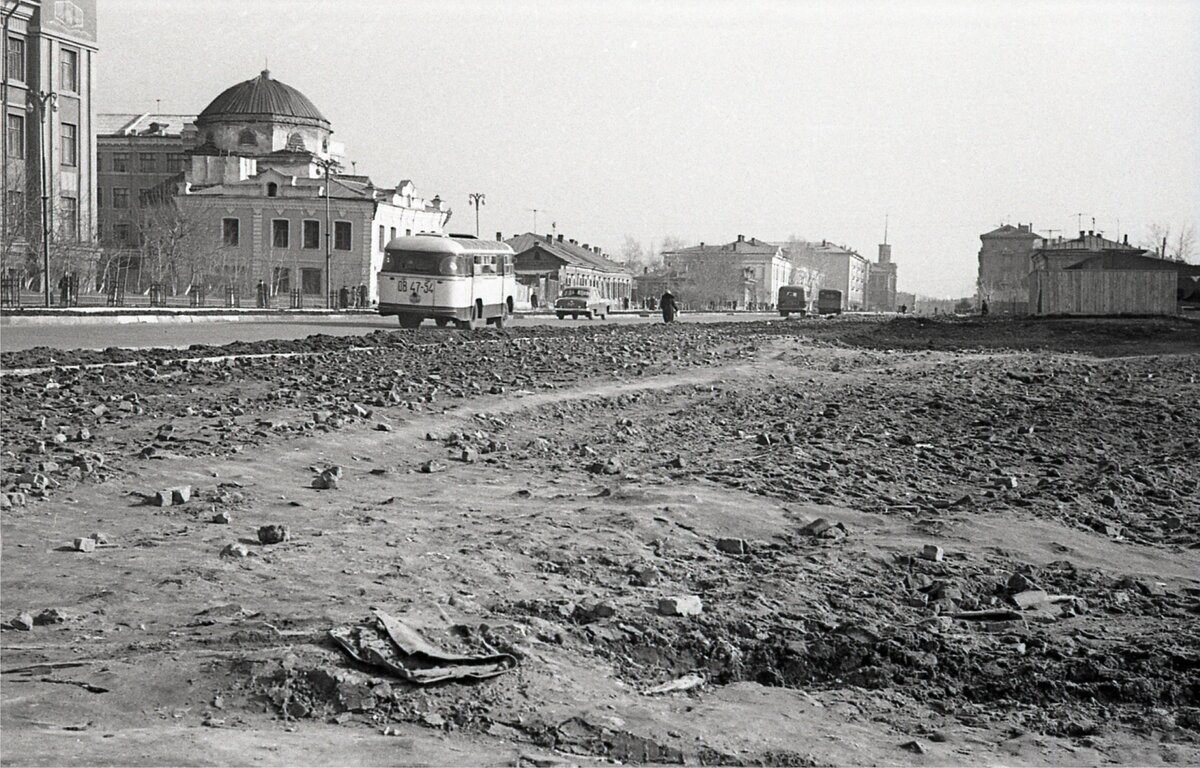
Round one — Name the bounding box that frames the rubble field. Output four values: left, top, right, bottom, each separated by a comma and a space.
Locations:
1, 315, 1198, 766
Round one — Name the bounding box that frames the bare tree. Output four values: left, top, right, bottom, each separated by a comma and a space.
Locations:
1171, 224, 1196, 263
135, 197, 227, 297
677, 256, 747, 310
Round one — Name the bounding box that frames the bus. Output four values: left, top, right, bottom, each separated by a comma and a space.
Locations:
817, 289, 843, 315
777, 286, 808, 317
378, 234, 517, 329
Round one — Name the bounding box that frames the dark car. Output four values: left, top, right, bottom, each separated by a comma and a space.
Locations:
777, 286, 807, 317
555, 286, 610, 320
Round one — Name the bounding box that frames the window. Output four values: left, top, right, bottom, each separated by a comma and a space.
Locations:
112, 187, 129, 209
389, 227, 397, 242
405, 229, 411, 236
272, 267, 291, 294
303, 220, 319, 249
238, 128, 257, 146
222, 218, 240, 246
301, 268, 322, 294
169, 154, 187, 172
272, 219, 289, 248
6, 114, 23, 158
112, 152, 129, 172
139, 152, 157, 172
58, 122, 77, 166
59, 48, 78, 92
267, 182, 278, 197
378, 225, 385, 250
60, 195, 78, 238
114, 222, 131, 244
7, 37, 25, 82
334, 220, 351, 250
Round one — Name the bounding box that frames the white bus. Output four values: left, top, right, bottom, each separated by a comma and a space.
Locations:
378, 234, 517, 329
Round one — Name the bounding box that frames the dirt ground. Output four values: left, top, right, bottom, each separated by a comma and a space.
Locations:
2, 315, 1198, 766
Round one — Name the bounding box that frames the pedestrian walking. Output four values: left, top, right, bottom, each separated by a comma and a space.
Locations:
660, 290, 678, 323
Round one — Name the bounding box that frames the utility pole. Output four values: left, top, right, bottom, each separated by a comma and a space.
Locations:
1074, 213, 1087, 233
527, 208, 546, 233
31, 89, 57, 307
468, 192, 485, 237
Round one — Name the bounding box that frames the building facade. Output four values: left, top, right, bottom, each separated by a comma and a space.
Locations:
977, 223, 1042, 315
663, 235, 792, 309
1, 0, 99, 289
788, 239, 868, 310
167, 70, 448, 303
505, 232, 632, 308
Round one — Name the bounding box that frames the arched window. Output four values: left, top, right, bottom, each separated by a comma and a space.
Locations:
238, 128, 257, 146
267, 182, 278, 197
286, 132, 305, 152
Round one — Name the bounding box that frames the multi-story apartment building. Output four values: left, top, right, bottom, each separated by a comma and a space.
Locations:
976, 223, 1043, 315
788, 239, 869, 310
95, 113, 195, 248
1, 0, 99, 288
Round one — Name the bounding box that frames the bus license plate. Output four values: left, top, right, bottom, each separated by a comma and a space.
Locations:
395, 278, 434, 294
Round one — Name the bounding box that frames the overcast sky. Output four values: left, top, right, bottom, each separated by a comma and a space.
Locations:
99, 0, 1199, 297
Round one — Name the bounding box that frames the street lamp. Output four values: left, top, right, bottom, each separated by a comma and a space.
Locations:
468, 193, 485, 237
316, 158, 333, 308
29, 89, 57, 307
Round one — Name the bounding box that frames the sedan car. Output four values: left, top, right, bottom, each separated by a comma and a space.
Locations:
554, 286, 610, 320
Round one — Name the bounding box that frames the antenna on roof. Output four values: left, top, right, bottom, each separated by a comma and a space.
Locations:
155, 98, 161, 113
883, 213, 889, 245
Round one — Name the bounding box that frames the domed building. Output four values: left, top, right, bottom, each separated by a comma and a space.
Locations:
174, 70, 449, 305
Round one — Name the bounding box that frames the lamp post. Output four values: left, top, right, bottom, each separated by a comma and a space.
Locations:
468, 192, 485, 237
30, 89, 57, 307
320, 159, 332, 308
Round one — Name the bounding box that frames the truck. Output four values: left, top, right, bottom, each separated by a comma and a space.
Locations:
817, 289, 843, 315
777, 286, 808, 317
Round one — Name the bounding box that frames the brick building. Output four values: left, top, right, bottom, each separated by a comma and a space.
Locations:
977, 223, 1043, 315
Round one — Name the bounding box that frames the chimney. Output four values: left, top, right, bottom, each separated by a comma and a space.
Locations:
1123, 234, 1129, 246
737, 234, 744, 242
699, 242, 704, 247
822, 239, 827, 247
568, 238, 576, 245
557, 234, 564, 243
582, 243, 589, 250
545, 233, 552, 243
1088, 230, 1094, 237
496, 231, 502, 241
1079, 231, 1085, 239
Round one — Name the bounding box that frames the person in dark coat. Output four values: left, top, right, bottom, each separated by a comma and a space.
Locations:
660, 290, 678, 323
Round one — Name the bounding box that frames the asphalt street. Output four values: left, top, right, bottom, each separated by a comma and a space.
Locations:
0, 311, 781, 352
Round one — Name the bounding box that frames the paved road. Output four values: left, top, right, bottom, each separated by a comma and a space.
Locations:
0, 311, 781, 352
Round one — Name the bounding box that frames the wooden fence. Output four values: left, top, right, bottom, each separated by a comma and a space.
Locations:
1028, 270, 1178, 315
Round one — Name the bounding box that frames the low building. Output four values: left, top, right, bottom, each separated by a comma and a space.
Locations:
1030, 230, 1146, 271
663, 235, 792, 310
505, 232, 632, 308
1028, 248, 1198, 315
977, 223, 1043, 315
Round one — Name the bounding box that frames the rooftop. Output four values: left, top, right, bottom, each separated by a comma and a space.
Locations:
506, 233, 630, 275
97, 113, 197, 137
196, 70, 329, 128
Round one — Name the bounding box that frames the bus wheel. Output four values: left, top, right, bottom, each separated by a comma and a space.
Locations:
399, 316, 422, 329
493, 312, 507, 330
434, 318, 450, 327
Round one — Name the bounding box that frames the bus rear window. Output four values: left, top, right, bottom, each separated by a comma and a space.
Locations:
384, 250, 460, 275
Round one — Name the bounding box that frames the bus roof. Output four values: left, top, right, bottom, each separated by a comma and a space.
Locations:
384, 234, 514, 256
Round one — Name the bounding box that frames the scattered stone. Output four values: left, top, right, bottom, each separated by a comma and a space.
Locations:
460, 448, 478, 463
1010, 590, 1050, 610
420, 460, 446, 474
34, 608, 68, 625
153, 485, 192, 506
257, 525, 290, 545
920, 544, 944, 562
996, 476, 1019, 489
11, 613, 34, 631
586, 458, 623, 475
90, 532, 111, 545
211, 510, 231, 524
313, 466, 343, 490
716, 537, 748, 555
800, 518, 832, 536
900, 739, 927, 755
73, 537, 96, 553
375, 422, 393, 432
220, 543, 250, 558
631, 566, 660, 587
658, 595, 703, 617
